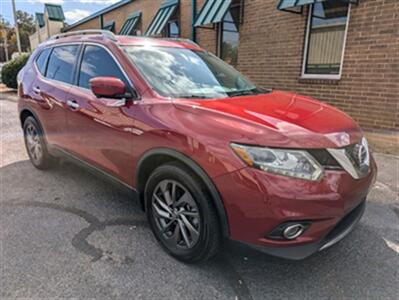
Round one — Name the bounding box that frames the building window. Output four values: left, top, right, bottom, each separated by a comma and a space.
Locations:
102, 20, 115, 33
163, 11, 179, 38
218, 0, 241, 67
302, 1, 350, 79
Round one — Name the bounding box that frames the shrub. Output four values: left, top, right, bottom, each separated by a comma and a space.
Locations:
1, 54, 30, 89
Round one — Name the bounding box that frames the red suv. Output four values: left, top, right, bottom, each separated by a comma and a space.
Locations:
18, 31, 376, 263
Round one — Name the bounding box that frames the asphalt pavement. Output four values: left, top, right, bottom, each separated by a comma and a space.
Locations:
1, 93, 398, 299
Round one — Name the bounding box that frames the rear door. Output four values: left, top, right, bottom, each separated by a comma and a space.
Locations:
31, 44, 80, 148
65, 44, 135, 185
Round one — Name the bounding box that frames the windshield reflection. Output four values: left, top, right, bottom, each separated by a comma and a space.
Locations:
124, 46, 263, 99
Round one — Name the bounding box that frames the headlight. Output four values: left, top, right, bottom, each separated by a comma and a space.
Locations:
231, 143, 323, 181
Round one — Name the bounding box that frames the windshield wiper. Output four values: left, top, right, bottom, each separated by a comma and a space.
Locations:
178, 94, 212, 99
228, 88, 272, 97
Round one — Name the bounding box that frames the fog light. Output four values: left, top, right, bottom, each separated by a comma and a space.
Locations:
267, 222, 310, 240
283, 224, 306, 240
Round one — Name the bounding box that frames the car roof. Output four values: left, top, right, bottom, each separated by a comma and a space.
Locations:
42, 33, 203, 51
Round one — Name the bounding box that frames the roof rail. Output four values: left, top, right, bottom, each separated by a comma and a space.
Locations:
50, 30, 117, 41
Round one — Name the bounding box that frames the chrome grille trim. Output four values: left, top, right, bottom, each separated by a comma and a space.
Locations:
327, 137, 370, 180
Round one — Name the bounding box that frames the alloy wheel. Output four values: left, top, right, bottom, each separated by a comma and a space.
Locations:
25, 124, 43, 163
151, 180, 201, 250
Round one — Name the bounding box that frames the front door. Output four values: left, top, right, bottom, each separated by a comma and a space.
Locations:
65, 44, 135, 185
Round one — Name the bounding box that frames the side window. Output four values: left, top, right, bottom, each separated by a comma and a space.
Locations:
78, 45, 128, 89
46, 45, 79, 84
35, 48, 51, 76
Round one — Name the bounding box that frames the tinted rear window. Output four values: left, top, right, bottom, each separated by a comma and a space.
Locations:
46, 45, 79, 84
35, 48, 51, 75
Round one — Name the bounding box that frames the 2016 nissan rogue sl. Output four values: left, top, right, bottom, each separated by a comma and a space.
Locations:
18, 31, 377, 263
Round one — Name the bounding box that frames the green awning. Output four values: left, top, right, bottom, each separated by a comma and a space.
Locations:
194, 0, 232, 27
103, 21, 115, 32
36, 13, 45, 28
145, 0, 179, 36
45, 4, 65, 21
119, 11, 141, 35
278, 0, 358, 11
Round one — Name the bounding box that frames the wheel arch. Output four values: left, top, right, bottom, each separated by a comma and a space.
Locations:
19, 108, 42, 131
135, 148, 230, 238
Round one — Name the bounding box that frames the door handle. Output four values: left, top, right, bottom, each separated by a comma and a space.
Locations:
66, 100, 80, 110
33, 86, 41, 94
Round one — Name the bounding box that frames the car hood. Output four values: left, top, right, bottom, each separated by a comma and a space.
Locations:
173, 91, 363, 148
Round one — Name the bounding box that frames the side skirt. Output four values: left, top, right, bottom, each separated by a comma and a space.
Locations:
49, 145, 138, 199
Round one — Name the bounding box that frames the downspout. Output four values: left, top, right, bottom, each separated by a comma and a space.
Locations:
99, 14, 104, 29
191, 0, 197, 42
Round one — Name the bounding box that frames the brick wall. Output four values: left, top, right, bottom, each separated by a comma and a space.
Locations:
72, 16, 100, 30
64, 0, 398, 132
236, 0, 399, 132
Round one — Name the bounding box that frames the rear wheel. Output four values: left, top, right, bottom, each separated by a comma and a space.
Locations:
23, 116, 58, 170
145, 162, 221, 263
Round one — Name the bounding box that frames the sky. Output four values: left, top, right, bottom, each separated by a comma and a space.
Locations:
0, 0, 121, 26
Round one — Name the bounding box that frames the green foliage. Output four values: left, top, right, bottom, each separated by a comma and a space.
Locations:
16, 11, 36, 52
0, 10, 35, 60
1, 54, 30, 88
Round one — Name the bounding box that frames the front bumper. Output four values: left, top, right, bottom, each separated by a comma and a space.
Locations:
213, 157, 376, 260
244, 199, 366, 260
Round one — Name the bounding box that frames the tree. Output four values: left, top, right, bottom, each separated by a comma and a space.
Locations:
16, 11, 35, 52
0, 11, 35, 61
0, 16, 12, 62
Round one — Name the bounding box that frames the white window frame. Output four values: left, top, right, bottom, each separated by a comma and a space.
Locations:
301, 3, 351, 80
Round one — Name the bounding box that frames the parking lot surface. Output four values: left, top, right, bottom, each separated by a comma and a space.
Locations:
1, 94, 398, 299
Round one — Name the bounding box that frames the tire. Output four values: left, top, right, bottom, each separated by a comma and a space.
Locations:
23, 116, 58, 170
145, 162, 221, 263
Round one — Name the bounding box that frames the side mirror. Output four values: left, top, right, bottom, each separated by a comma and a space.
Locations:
90, 76, 127, 99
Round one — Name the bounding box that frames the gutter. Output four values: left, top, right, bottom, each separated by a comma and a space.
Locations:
191, 0, 197, 42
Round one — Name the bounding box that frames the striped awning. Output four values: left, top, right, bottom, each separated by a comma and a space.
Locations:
103, 20, 115, 32
278, 0, 359, 11
145, 0, 179, 36
194, 0, 232, 27
119, 11, 141, 35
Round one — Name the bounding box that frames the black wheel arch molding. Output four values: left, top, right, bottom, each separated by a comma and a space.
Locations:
135, 147, 230, 238
19, 107, 40, 128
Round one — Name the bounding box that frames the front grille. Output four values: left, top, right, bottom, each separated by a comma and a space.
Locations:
308, 149, 342, 169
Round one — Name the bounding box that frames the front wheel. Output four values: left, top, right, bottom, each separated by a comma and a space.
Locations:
145, 162, 221, 263
23, 116, 58, 170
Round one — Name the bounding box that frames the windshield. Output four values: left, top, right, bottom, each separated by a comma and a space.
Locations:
123, 46, 268, 99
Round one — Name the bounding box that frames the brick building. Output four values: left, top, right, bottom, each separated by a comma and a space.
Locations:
30, 4, 65, 49
62, 0, 398, 135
